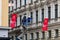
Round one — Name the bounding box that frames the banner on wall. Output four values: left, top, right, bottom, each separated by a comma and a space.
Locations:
42, 18, 49, 31
10, 14, 17, 29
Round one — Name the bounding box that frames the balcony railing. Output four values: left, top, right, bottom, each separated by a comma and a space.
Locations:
9, 17, 60, 33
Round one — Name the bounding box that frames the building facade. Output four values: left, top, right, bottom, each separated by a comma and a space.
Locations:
9, 0, 60, 40
0, 0, 10, 40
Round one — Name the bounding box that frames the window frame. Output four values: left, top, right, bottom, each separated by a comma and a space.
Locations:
55, 4, 58, 19
48, 6, 51, 21
36, 10, 38, 24
42, 8, 44, 22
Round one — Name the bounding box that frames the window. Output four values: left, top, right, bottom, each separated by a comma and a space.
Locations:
48, 6, 51, 21
42, 8, 44, 22
12, 36, 14, 40
9, 7, 10, 13
9, 1, 10, 13
25, 0, 26, 5
48, 30, 51, 38
11, 0, 13, 12
42, 32, 45, 39
9, 16, 10, 27
36, 10, 38, 24
16, 0, 17, 9
20, 0, 21, 8
31, 12, 33, 24
36, 32, 39, 40
16, 16, 17, 27
20, 15, 22, 25
17, 0, 20, 8
25, 34, 27, 40
55, 4, 58, 19
13, 0, 16, 10
55, 29, 58, 37
31, 0, 33, 4
31, 33, 34, 40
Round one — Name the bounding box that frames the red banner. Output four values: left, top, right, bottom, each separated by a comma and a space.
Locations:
42, 18, 48, 31
10, 14, 17, 29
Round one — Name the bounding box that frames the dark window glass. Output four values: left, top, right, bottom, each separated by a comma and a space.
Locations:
31, 33, 33, 40
9, 7, 10, 13
12, 0, 13, 12
16, 0, 17, 9
31, 0, 33, 4
42, 8, 44, 22
20, 15, 22, 25
12, 36, 14, 40
55, 29, 58, 37
20, 0, 21, 8
48, 30, 51, 38
25, 0, 26, 5
16, 16, 17, 27
9, 16, 10, 27
9, 1, 10, 13
36, 10, 38, 24
42, 32, 45, 39
55, 4, 58, 19
48, 7, 51, 21
31, 12, 33, 24
36, 32, 39, 39
25, 34, 27, 40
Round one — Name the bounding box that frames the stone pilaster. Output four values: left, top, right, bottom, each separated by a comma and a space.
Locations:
33, 32, 37, 40
51, 29, 56, 39
58, 29, 60, 37
45, 31, 49, 38
13, 35, 16, 40
39, 31, 42, 40
27, 33, 30, 40
23, 34, 25, 40
45, 31, 49, 40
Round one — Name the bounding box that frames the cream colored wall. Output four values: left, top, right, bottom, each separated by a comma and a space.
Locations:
1, 0, 8, 27
0, 0, 2, 26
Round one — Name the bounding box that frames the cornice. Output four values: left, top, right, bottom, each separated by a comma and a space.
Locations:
9, 0, 58, 16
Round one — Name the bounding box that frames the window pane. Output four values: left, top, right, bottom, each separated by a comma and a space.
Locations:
13, 0, 16, 9
26, 0, 29, 5
12, 0, 13, 11
31, 33, 33, 39
21, 0, 25, 6
55, 29, 58, 37
42, 8, 44, 22
36, 10, 38, 24
48, 30, 51, 38
20, 15, 22, 25
17, 0, 20, 8
16, 0, 17, 9
48, 7, 51, 20
25, 0, 26, 5
10, 1, 13, 11
42, 32, 45, 39
31, 0, 33, 4
31, 12, 33, 24
36, 32, 39, 39
25, 34, 27, 40
20, 0, 21, 7
55, 4, 58, 19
